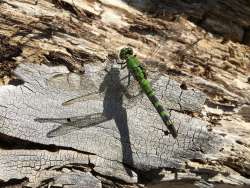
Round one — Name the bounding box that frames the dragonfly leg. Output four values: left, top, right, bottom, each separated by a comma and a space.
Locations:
121, 64, 127, 70
120, 71, 131, 85
117, 60, 126, 64
120, 71, 132, 87
127, 71, 131, 87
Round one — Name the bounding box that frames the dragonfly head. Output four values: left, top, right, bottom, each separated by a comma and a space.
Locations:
119, 47, 133, 60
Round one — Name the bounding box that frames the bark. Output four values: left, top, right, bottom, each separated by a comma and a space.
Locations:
0, 0, 249, 187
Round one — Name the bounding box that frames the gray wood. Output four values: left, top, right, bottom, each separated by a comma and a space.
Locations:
0, 63, 222, 185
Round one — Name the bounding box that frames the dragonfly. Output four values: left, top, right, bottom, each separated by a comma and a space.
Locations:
35, 47, 178, 139
119, 47, 177, 138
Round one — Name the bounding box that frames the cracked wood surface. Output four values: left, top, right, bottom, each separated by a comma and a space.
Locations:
0, 149, 89, 184
0, 63, 220, 185
0, 0, 249, 187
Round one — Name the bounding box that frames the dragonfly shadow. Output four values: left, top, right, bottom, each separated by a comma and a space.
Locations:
34, 67, 133, 177
99, 66, 134, 177
34, 66, 134, 177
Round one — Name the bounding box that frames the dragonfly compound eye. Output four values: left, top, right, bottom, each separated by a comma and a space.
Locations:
119, 47, 133, 60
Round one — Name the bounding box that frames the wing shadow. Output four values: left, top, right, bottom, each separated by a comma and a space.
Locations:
35, 66, 134, 176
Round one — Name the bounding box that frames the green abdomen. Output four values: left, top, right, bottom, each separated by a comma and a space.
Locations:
126, 56, 177, 138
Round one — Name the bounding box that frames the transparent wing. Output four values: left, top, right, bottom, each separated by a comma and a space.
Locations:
47, 73, 99, 94
62, 91, 103, 106
47, 125, 80, 138
47, 72, 103, 106
121, 73, 161, 110
35, 113, 109, 137
125, 77, 142, 96
60, 55, 120, 106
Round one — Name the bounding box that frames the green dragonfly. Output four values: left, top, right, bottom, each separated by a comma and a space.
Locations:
119, 47, 177, 138
35, 47, 177, 138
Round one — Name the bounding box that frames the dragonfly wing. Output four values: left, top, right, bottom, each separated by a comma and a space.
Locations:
47, 113, 110, 137
70, 113, 110, 128
48, 73, 98, 92
120, 73, 143, 108
126, 78, 142, 96
122, 74, 160, 109
123, 90, 143, 109
62, 91, 103, 106
47, 125, 80, 138
34, 117, 69, 124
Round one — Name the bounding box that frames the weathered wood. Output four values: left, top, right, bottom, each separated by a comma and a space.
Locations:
0, 0, 250, 187
0, 63, 220, 184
